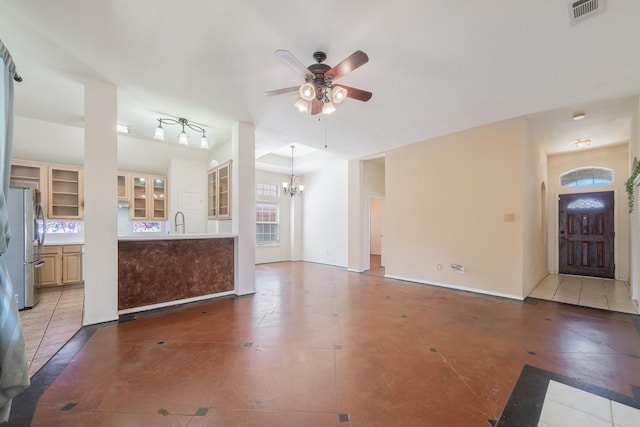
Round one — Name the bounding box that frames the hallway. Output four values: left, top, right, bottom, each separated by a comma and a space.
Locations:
8, 262, 640, 426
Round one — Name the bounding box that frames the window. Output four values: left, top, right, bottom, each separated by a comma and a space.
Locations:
560, 167, 613, 187
257, 182, 279, 197
256, 183, 280, 245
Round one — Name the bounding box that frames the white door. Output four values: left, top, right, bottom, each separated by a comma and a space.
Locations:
180, 191, 204, 234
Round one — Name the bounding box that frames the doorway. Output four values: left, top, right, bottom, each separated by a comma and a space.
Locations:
558, 191, 614, 278
369, 196, 384, 269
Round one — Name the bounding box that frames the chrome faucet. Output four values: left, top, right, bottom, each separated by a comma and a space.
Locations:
174, 211, 185, 234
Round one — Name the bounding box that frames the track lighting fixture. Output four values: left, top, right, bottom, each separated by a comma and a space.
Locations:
153, 117, 209, 149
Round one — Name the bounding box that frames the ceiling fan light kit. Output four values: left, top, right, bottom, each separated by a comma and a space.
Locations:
299, 83, 316, 101
265, 49, 372, 115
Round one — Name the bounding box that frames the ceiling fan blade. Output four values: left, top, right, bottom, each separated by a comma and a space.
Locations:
337, 85, 373, 102
264, 86, 299, 97
275, 50, 314, 79
325, 50, 369, 81
310, 99, 323, 115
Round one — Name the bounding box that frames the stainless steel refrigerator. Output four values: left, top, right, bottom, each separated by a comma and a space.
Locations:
5, 186, 46, 310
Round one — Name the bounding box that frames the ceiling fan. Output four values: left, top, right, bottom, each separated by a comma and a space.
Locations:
265, 49, 372, 115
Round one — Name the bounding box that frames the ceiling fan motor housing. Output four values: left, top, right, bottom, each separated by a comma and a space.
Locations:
313, 51, 327, 63
306, 61, 332, 101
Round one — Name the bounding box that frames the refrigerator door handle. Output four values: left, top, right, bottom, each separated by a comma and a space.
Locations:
35, 203, 46, 247
31, 260, 45, 268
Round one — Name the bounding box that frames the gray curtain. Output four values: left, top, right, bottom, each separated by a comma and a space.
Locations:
0, 38, 29, 423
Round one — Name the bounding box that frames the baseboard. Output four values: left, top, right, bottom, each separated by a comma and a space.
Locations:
383, 274, 524, 301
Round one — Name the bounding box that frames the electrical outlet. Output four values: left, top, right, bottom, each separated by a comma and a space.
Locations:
437, 264, 442, 271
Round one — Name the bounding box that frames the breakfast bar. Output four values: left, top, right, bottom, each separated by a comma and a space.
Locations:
117, 234, 236, 313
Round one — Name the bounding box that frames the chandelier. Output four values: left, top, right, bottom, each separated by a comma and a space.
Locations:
153, 117, 209, 149
282, 145, 304, 197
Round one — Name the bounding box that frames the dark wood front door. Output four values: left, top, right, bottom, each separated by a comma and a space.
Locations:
558, 191, 614, 278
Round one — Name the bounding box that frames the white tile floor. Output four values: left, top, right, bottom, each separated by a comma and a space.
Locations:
539, 380, 640, 427
18, 286, 84, 377
529, 274, 640, 314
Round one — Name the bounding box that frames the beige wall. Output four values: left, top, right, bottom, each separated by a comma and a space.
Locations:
385, 117, 527, 299
546, 143, 630, 280
522, 119, 549, 296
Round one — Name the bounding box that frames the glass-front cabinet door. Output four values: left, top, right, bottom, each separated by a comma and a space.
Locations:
117, 173, 130, 201
207, 168, 217, 219
131, 175, 148, 220
48, 166, 83, 219
217, 162, 231, 219
151, 176, 167, 220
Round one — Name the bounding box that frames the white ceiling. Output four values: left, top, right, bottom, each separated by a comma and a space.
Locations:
1, 1, 639, 175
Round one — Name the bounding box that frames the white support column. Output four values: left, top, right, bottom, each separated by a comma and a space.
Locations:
232, 122, 256, 295
83, 78, 118, 325
290, 191, 303, 261
348, 159, 366, 272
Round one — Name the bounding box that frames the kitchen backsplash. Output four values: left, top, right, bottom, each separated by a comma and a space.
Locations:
44, 220, 84, 245
117, 206, 168, 236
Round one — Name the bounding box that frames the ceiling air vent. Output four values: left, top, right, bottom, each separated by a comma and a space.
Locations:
569, 0, 604, 25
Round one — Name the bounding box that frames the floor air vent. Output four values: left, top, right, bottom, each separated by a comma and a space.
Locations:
569, 0, 603, 25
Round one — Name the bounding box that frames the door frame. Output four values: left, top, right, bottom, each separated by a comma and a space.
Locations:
368, 195, 385, 269
554, 189, 620, 279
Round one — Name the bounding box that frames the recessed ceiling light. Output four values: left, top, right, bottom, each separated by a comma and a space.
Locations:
573, 112, 585, 120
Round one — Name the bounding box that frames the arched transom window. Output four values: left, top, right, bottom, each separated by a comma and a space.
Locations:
560, 167, 613, 187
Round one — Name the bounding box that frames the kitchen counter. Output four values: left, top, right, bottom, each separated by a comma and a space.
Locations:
118, 233, 236, 241
43, 241, 84, 246
117, 235, 236, 312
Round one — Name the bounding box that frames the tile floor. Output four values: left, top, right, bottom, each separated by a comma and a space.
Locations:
539, 380, 640, 427
529, 274, 640, 314
8, 262, 639, 427
18, 286, 84, 377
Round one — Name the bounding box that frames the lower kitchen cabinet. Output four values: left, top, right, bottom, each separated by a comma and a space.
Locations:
62, 245, 83, 284
39, 246, 61, 287
38, 245, 83, 287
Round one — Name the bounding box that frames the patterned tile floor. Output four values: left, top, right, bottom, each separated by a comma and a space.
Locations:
529, 274, 640, 314
18, 286, 84, 377
6, 262, 638, 426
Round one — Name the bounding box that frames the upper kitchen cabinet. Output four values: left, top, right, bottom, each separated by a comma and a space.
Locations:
117, 172, 130, 201
10, 160, 48, 205
151, 176, 167, 220
10, 160, 47, 188
130, 174, 167, 220
207, 161, 231, 220
11, 160, 84, 219
48, 166, 83, 219
207, 168, 217, 218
